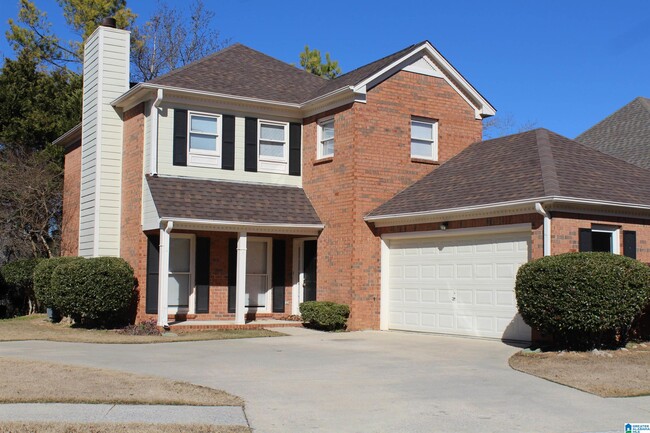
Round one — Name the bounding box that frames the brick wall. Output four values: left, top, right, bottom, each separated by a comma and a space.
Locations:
551, 212, 650, 262
119, 103, 149, 320
61, 143, 81, 256
303, 70, 484, 330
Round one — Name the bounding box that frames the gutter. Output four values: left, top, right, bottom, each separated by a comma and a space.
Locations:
365, 196, 650, 226
535, 202, 551, 256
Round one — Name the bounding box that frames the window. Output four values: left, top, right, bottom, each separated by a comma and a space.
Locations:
258, 120, 289, 174
187, 111, 221, 168
318, 118, 334, 159
410, 118, 438, 160
168, 234, 195, 311
579, 226, 620, 254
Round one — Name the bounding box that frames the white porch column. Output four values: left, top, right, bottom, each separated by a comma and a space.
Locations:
235, 231, 248, 325
157, 221, 173, 327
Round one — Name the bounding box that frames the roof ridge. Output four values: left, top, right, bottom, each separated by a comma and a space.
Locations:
535, 129, 561, 196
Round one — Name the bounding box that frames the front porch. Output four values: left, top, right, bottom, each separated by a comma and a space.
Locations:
143, 174, 323, 326
168, 318, 304, 331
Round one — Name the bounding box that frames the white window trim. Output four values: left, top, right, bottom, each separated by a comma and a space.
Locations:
258, 119, 289, 174
168, 233, 196, 314
591, 225, 620, 254
410, 118, 438, 161
317, 117, 335, 159
187, 110, 222, 169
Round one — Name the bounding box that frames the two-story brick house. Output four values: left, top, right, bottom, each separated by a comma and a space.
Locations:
58, 20, 650, 341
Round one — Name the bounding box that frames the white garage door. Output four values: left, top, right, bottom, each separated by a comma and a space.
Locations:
387, 231, 531, 341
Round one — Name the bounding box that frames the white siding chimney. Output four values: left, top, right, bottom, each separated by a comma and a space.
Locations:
78, 22, 130, 257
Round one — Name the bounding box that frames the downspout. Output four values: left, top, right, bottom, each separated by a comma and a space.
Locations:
150, 89, 164, 175
535, 203, 551, 256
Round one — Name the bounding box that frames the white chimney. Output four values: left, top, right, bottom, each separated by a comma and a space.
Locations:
78, 19, 130, 257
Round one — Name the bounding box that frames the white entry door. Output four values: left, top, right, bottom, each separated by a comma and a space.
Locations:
246, 238, 272, 312
387, 230, 531, 341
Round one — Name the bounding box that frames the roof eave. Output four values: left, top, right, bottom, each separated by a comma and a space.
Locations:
52, 123, 82, 151
365, 196, 650, 227
159, 217, 324, 236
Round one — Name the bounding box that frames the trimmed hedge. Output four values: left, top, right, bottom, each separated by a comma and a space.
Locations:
33, 256, 84, 309
0, 258, 43, 316
515, 252, 650, 349
50, 257, 135, 327
300, 301, 350, 331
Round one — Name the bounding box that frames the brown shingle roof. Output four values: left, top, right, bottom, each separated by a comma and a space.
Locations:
149, 44, 327, 104
148, 42, 429, 104
575, 97, 650, 170
368, 128, 650, 218
146, 175, 322, 226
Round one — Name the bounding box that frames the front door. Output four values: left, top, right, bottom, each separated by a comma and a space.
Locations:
303, 240, 317, 302
246, 238, 272, 312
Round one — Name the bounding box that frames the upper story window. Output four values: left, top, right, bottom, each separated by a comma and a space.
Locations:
318, 118, 335, 159
188, 111, 222, 168
258, 120, 289, 174
410, 118, 438, 161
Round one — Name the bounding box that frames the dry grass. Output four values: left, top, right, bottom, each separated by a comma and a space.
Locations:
509, 342, 650, 397
0, 422, 250, 433
0, 358, 243, 406
0, 315, 281, 344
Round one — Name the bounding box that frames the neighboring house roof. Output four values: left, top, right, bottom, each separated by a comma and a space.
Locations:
575, 97, 650, 170
367, 128, 650, 222
146, 175, 322, 226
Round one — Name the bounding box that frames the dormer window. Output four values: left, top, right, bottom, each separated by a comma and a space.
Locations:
410, 118, 438, 161
318, 117, 335, 159
188, 111, 222, 168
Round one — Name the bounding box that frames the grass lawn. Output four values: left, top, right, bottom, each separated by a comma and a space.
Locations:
0, 314, 282, 343
0, 357, 250, 432
509, 342, 650, 397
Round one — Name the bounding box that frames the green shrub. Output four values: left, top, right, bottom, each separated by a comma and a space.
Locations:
300, 301, 350, 331
33, 256, 84, 309
50, 257, 135, 327
515, 252, 650, 349
0, 258, 43, 316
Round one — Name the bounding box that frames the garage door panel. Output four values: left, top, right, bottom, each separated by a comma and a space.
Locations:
388, 231, 531, 341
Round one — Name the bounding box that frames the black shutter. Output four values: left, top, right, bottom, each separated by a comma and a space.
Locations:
579, 228, 592, 252
145, 235, 160, 314
173, 109, 188, 166
195, 237, 210, 313
289, 122, 301, 176
623, 230, 637, 259
222, 115, 235, 170
244, 117, 258, 172
228, 238, 237, 313
272, 240, 286, 313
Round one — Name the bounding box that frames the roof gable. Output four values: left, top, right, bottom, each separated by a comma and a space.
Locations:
367, 128, 650, 221
120, 41, 494, 118
576, 97, 650, 170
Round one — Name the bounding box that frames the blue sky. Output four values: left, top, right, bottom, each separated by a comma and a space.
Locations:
1, 0, 648, 138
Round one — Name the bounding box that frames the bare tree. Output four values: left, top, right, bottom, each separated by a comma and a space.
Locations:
483, 112, 537, 140
0, 147, 62, 264
131, 0, 230, 81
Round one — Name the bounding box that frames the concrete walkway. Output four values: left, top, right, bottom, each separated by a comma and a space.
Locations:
0, 403, 247, 425
1, 328, 649, 432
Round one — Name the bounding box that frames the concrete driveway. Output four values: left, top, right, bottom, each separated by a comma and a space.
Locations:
1, 328, 648, 433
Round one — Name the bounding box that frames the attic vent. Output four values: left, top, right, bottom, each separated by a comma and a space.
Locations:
101, 17, 116, 28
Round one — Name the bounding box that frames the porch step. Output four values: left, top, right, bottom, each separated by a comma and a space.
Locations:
168, 320, 304, 331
